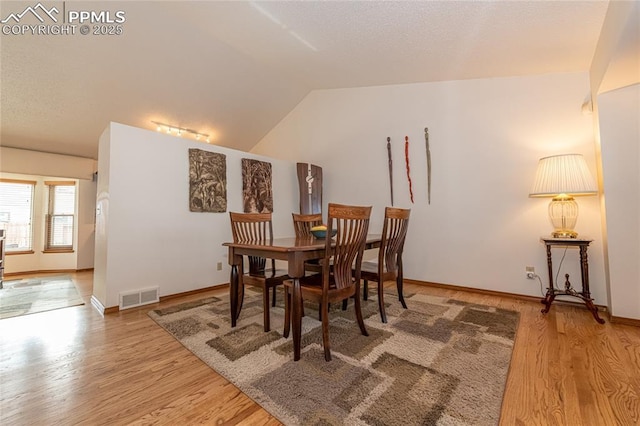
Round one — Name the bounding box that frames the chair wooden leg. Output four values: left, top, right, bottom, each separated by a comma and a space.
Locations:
397, 275, 407, 309
319, 303, 327, 320
263, 288, 271, 332
363, 279, 369, 300
272, 286, 277, 307
283, 287, 290, 338
354, 284, 369, 336
378, 280, 387, 323
398, 263, 407, 309
230, 265, 239, 327
341, 298, 348, 310
321, 301, 332, 361
236, 283, 245, 321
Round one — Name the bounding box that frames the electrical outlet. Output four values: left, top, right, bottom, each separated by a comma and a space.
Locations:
216, 262, 223, 271
525, 266, 536, 279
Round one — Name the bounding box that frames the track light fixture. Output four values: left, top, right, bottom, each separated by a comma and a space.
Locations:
151, 121, 210, 143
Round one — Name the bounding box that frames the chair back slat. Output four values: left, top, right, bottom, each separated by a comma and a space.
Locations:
229, 212, 275, 274
324, 204, 371, 291
292, 213, 323, 238
379, 207, 411, 274
230, 212, 273, 243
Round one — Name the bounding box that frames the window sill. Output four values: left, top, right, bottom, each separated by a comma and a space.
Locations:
43, 249, 75, 254
6, 250, 35, 256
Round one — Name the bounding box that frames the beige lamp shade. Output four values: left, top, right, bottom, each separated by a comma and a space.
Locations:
529, 154, 597, 197
529, 154, 597, 238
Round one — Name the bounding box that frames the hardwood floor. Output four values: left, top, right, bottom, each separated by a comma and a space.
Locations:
1, 271, 638, 425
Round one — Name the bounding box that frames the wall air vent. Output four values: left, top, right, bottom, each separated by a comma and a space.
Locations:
119, 287, 159, 310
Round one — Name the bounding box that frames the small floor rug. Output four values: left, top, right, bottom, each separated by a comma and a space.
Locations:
0, 276, 84, 320
149, 288, 519, 425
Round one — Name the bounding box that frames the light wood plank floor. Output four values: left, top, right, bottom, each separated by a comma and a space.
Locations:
1, 271, 638, 425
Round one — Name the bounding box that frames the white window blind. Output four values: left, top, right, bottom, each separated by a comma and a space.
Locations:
0, 180, 35, 252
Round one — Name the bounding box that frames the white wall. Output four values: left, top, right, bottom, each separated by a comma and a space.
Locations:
253, 72, 607, 304
77, 178, 97, 270
589, 0, 639, 95
598, 84, 640, 320
0, 147, 96, 180
94, 122, 298, 309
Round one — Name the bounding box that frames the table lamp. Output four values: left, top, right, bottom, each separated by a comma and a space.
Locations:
529, 154, 597, 238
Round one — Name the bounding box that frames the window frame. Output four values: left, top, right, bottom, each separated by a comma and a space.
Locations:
0, 178, 36, 254
44, 181, 76, 253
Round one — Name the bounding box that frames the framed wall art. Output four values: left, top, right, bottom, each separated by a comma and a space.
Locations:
188, 148, 227, 213
241, 158, 273, 213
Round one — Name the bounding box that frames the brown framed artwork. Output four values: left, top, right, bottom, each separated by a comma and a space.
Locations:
241, 158, 273, 213
189, 148, 227, 213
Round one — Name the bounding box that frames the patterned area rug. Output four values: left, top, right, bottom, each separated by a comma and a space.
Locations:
0, 276, 84, 320
148, 288, 519, 425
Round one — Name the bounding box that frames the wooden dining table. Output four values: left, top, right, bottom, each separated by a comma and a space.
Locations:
223, 234, 381, 361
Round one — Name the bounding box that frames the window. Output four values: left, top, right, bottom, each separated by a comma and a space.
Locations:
0, 179, 35, 252
45, 182, 76, 251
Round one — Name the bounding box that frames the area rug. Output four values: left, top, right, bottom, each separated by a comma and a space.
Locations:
0, 275, 84, 320
148, 288, 519, 425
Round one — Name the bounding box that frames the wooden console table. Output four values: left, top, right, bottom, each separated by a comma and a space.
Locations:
540, 237, 604, 324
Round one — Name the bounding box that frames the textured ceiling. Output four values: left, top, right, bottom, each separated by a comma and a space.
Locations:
0, 1, 610, 159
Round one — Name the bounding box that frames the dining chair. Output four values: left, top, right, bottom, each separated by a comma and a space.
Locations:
229, 212, 289, 332
292, 213, 324, 274
284, 203, 372, 361
357, 207, 410, 323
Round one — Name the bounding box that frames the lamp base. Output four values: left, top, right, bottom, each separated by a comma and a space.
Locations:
548, 195, 579, 239
552, 230, 578, 239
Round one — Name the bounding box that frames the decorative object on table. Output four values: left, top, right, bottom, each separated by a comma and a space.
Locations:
425, 127, 432, 205
386, 136, 394, 206
149, 288, 519, 425
405, 135, 414, 203
309, 224, 336, 239
296, 163, 322, 214
242, 159, 273, 213
529, 154, 597, 238
188, 149, 227, 213
0, 275, 84, 320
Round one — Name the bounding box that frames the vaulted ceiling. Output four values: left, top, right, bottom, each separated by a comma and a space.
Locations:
1, 1, 612, 159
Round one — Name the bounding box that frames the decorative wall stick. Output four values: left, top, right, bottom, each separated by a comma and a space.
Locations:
296, 163, 322, 214
405, 135, 414, 203
425, 127, 431, 205
387, 137, 394, 206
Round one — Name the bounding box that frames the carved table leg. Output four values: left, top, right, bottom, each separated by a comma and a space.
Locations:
579, 244, 605, 324
541, 243, 555, 314
584, 298, 606, 324
541, 290, 556, 314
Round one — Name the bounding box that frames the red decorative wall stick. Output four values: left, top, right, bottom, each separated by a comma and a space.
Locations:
405, 135, 414, 203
